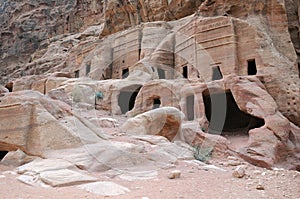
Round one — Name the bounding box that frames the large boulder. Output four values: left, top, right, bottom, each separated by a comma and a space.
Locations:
0, 90, 106, 156
122, 107, 184, 141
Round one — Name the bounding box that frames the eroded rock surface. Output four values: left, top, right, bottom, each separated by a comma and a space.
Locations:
0, 0, 299, 192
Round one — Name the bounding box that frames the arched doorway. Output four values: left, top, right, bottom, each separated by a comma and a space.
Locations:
118, 85, 142, 114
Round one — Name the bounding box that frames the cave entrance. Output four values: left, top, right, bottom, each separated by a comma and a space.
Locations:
212, 66, 223, 80
186, 95, 195, 121
183, 66, 188, 78
86, 63, 91, 76
118, 86, 141, 114
202, 91, 264, 135
157, 68, 166, 79
247, 59, 257, 75
0, 151, 8, 161
5, 82, 13, 92
122, 68, 129, 79
153, 98, 161, 109
74, 70, 80, 78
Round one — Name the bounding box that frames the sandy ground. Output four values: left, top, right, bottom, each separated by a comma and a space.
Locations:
1, 158, 299, 199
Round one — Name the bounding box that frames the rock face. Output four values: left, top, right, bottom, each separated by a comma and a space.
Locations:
285, 0, 300, 67
0, 0, 201, 85
101, 0, 202, 36
0, 90, 101, 156
0, 0, 105, 81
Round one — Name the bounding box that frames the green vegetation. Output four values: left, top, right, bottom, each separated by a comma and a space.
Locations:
193, 145, 213, 163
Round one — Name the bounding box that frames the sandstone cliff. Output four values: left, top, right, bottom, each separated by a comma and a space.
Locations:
0, 0, 203, 85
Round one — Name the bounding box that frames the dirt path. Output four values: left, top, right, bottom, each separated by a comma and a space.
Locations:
1, 159, 299, 199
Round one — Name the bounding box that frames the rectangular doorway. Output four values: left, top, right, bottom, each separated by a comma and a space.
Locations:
247, 59, 257, 75
122, 68, 129, 79
212, 66, 223, 80
186, 95, 195, 121
158, 68, 166, 79
183, 66, 188, 78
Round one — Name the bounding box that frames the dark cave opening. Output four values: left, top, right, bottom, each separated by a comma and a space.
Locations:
153, 98, 161, 109
203, 91, 265, 135
122, 68, 129, 79
74, 70, 80, 78
86, 63, 91, 76
118, 86, 141, 114
183, 66, 188, 78
247, 59, 257, 75
5, 82, 13, 92
0, 151, 8, 161
212, 66, 223, 80
157, 68, 166, 79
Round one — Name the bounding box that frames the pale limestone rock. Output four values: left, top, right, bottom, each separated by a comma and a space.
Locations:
0, 85, 8, 94
201, 165, 227, 172
71, 84, 95, 105
89, 117, 119, 128
17, 159, 77, 174
256, 183, 265, 190
78, 181, 130, 196
232, 166, 246, 178
122, 107, 184, 141
1, 149, 36, 167
40, 169, 97, 187
17, 174, 48, 187
118, 170, 158, 181
168, 170, 181, 179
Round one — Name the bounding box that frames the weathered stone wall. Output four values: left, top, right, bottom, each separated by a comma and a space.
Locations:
0, 0, 105, 84
233, 20, 258, 75
129, 80, 184, 116
175, 17, 238, 81
112, 28, 142, 79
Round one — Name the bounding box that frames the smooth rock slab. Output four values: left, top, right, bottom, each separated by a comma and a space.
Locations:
118, 170, 158, 181
40, 169, 97, 187
17, 174, 49, 187
78, 181, 130, 196
17, 159, 77, 174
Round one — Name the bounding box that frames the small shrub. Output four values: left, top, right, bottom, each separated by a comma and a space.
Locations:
193, 145, 213, 163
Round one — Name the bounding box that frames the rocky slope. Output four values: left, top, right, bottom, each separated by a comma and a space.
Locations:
0, 0, 105, 84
